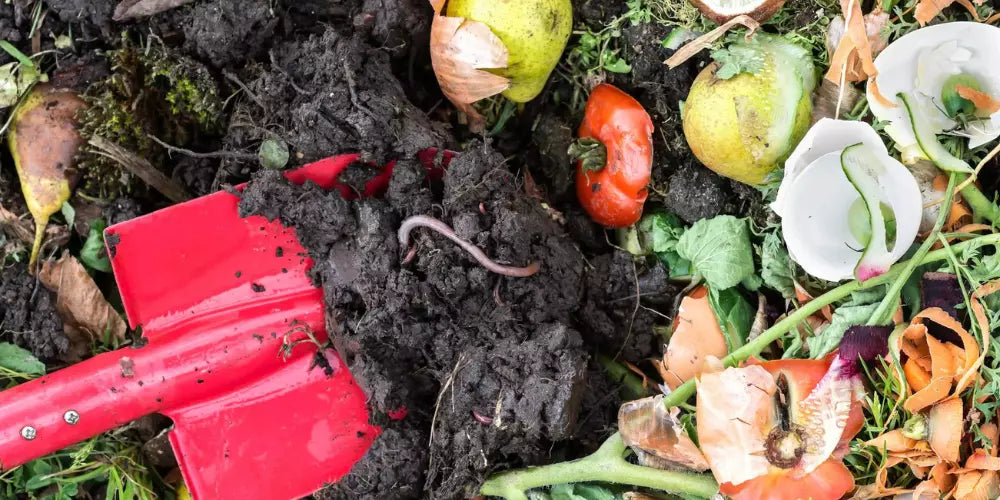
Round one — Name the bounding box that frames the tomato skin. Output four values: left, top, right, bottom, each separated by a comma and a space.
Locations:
576, 84, 654, 228
720, 459, 855, 500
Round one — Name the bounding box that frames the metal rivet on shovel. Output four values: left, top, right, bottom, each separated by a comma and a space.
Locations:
20, 426, 36, 440
63, 411, 80, 425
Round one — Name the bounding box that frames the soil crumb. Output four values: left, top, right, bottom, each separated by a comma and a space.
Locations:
0, 262, 68, 360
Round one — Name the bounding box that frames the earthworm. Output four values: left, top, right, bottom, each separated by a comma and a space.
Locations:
397, 215, 540, 277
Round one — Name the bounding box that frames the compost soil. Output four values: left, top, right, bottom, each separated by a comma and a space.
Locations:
0, 0, 795, 498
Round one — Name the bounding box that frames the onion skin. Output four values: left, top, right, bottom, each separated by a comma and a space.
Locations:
8, 84, 86, 272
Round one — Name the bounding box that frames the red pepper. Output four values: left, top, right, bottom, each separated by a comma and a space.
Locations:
572, 84, 654, 228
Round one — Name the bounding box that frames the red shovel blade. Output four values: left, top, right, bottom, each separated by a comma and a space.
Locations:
0, 155, 377, 500
108, 154, 376, 498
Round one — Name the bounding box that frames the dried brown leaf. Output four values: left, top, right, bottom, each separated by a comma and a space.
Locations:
39, 251, 127, 361
113, 0, 194, 21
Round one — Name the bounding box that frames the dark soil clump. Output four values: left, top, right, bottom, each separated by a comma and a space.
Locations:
240, 136, 654, 498
182, 0, 279, 68
219, 27, 448, 185
0, 263, 68, 360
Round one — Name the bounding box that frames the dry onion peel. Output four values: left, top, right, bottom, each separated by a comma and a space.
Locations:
429, 0, 510, 130
657, 286, 728, 390
618, 395, 710, 471
900, 307, 981, 412
915, 0, 982, 25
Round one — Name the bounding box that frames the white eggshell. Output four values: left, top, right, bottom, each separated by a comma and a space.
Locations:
779, 144, 922, 282
773, 119, 888, 216
868, 22, 1000, 157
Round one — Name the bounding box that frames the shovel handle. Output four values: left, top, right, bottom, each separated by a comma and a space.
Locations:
0, 347, 160, 469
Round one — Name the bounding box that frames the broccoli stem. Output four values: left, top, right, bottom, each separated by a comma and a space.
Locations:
479, 433, 719, 500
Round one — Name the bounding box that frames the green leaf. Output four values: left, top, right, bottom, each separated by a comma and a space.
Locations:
603, 56, 631, 74
550, 483, 617, 500
0, 41, 34, 68
708, 286, 753, 351
676, 215, 755, 290
80, 218, 112, 273
710, 45, 765, 80
60, 201, 75, 229
638, 212, 685, 254
657, 251, 693, 278
761, 230, 796, 299
0, 342, 45, 376
806, 287, 885, 359
259, 136, 290, 170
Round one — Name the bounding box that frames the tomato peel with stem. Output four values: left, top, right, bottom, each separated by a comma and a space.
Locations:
697, 355, 866, 500
573, 84, 653, 228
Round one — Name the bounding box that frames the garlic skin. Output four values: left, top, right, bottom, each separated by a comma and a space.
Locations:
868, 22, 1000, 162
774, 119, 922, 281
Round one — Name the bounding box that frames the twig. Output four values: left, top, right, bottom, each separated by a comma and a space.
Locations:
88, 136, 192, 203
147, 134, 258, 162
428, 355, 466, 474
615, 260, 641, 359
342, 61, 377, 121
269, 50, 310, 95
223, 70, 265, 110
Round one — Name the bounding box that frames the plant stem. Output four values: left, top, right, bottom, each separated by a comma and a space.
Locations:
479, 433, 719, 500
868, 172, 957, 326
597, 353, 648, 400
959, 178, 1000, 226
660, 233, 1000, 409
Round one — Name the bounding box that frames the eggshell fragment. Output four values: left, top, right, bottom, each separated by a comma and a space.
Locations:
774, 119, 922, 281
868, 22, 1000, 159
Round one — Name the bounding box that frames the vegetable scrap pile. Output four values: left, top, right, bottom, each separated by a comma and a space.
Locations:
1, 0, 1000, 499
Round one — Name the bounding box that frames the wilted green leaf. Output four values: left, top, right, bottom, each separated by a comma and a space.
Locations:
53, 35, 73, 49
259, 136, 290, 170
0, 342, 45, 376
676, 215, 754, 290
603, 56, 631, 74
60, 201, 75, 228
806, 286, 885, 358
710, 45, 765, 80
761, 230, 795, 299
80, 218, 112, 273
708, 286, 754, 351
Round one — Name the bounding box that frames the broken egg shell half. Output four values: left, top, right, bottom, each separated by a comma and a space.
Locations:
868, 22, 1000, 160
773, 119, 922, 281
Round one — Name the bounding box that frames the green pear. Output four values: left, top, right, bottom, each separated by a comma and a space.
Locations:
682, 35, 815, 185
446, 0, 572, 103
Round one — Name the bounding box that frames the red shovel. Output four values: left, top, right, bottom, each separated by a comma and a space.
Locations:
0, 153, 445, 499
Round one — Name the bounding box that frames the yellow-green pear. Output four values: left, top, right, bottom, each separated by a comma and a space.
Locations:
682, 35, 815, 185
